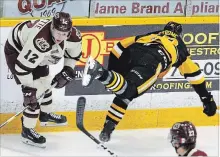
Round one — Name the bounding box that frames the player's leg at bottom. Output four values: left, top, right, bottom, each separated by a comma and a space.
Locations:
22, 75, 67, 147
100, 64, 162, 142
21, 109, 46, 148
39, 110, 67, 127
39, 89, 67, 127
82, 56, 162, 142
35, 73, 67, 127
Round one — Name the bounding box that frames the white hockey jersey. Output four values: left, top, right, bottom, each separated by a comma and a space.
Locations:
7, 19, 82, 87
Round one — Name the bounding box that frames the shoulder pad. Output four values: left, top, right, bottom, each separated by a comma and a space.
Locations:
67, 27, 82, 42
33, 23, 53, 53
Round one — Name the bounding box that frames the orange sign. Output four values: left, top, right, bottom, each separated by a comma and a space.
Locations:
77, 31, 121, 66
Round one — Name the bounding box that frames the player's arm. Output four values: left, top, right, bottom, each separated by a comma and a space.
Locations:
52, 28, 82, 89
178, 57, 217, 116
178, 57, 205, 88
64, 27, 82, 69
111, 31, 161, 58
111, 36, 136, 58
64, 40, 82, 70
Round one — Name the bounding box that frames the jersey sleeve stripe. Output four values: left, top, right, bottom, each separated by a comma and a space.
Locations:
15, 60, 34, 72
186, 73, 204, 83
15, 71, 31, 76
16, 22, 26, 48
112, 44, 123, 57
65, 50, 82, 61
117, 42, 126, 51
183, 70, 201, 78
14, 64, 31, 75
12, 24, 22, 51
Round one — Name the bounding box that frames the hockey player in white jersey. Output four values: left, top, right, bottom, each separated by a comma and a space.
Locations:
4, 12, 82, 147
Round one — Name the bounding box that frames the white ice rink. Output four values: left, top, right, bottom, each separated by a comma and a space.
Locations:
0, 126, 219, 156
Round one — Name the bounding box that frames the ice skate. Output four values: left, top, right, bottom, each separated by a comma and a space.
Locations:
82, 56, 104, 87
99, 120, 116, 142
39, 111, 67, 127
21, 117, 46, 148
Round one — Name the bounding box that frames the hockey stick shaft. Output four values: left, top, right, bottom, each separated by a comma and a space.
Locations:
76, 97, 118, 157
0, 83, 57, 128
0, 106, 29, 128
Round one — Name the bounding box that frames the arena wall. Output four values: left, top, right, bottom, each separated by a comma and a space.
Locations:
0, 17, 219, 134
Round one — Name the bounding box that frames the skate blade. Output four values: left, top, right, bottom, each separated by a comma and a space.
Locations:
22, 137, 46, 148
82, 56, 94, 87
40, 121, 68, 127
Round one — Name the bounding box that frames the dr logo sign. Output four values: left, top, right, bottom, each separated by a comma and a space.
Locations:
18, 0, 66, 17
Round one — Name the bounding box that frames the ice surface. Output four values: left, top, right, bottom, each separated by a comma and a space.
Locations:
0, 126, 219, 156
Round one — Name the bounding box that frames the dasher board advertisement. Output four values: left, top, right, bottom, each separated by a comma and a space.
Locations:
90, 0, 219, 17
186, 0, 219, 16
64, 24, 219, 95
90, 0, 186, 17
2, 0, 90, 18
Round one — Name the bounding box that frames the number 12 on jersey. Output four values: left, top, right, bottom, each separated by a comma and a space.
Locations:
24, 50, 39, 64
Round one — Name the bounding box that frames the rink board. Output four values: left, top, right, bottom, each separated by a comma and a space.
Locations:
0, 17, 219, 26
0, 17, 219, 134
0, 106, 219, 134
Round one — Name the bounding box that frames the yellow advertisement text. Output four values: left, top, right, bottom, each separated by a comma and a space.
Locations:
183, 32, 219, 45
151, 81, 212, 90
188, 47, 220, 56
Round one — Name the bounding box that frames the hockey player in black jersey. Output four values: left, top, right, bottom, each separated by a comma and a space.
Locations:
82, 22, 217, 143
4, 12, 82, 147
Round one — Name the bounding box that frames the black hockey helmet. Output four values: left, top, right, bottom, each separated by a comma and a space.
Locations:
164, 21, 182, 35
52, 12, 72, 32
169, 121, 197, 149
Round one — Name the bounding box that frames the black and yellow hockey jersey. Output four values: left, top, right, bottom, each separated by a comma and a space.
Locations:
111, 30, 205, 85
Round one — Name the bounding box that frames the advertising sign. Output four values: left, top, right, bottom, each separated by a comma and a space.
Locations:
2, 0, 90, 17
65, 24, 219, 95
186, 0, 219, 16
90, 0, 186, 17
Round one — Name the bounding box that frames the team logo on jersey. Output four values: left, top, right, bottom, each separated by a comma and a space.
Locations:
35, 38, 50, 52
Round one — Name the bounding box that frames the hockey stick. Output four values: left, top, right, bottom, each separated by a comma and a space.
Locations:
0, 82, 57, 128
76, 97, 118, 157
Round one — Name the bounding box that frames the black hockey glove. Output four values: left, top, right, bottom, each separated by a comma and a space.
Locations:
52, 66, 75, 89
201, 93, 217, 117
21, 85, 38, 110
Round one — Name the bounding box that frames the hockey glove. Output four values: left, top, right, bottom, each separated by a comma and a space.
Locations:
52, 66, 75, 89
22, 86, 38, 110
201, 93, 217, 117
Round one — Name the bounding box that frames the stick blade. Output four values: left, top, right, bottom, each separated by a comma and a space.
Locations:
75, 96, 118, 157
76, 97, 86, 128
